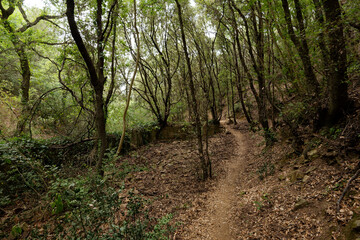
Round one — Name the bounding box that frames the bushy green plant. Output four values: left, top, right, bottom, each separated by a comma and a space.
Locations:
31, 174, 174, 239
0, 138, 48, 206
257, 162, 275, 180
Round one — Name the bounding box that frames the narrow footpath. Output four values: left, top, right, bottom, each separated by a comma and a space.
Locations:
183, 121, 252, 239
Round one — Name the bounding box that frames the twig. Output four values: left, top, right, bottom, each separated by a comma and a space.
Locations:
337, 168, 360, 211
49, 138, 95, 149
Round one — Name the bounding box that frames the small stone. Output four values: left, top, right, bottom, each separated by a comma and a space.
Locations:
353, 220, 360, 231
289, 170, 305, 183
225, 119, 233, 125
293, 165, 300, 170
306, 166, 317, 174
293, 199, 309, 211
303, 175, 310, 183
308, 149, 318, 157
278, 175, 286, 181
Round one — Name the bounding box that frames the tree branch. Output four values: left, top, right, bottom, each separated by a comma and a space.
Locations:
17, 13, 65, 33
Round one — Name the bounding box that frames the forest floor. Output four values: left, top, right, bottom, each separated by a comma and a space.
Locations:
120, 119, 360, 239
1, 119, 359, 239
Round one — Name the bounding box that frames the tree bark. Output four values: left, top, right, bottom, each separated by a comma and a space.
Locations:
0, 2, 30, 135
281, 0, 320, 94
116, 0, 140, 156
233, 38, 253, 125
66, 0, 108, 175
175, 0, 210, 180
322, 0, 348, 125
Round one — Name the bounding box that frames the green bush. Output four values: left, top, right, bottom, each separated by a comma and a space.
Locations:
0, 138, 48, 206
29, 174, 175, 239
257, 162, 275, 180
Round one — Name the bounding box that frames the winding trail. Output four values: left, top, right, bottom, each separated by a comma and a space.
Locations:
184, 121, 250, 239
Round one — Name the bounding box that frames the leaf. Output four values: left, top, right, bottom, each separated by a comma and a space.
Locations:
51, 194, 64, 215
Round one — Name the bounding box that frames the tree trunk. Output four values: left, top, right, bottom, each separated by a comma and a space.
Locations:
116, 0, 140, 155
322, 0, 348, 125
281, 0, 320, 94
15, 43, 31, 135
66, 0, 108, 175
230, 71, 237, 125
233, 41, 253, 125
175, 0, 210, 180
0, 6, 31, 135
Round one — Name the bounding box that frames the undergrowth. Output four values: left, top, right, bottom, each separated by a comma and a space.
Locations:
0, 137, 175, 239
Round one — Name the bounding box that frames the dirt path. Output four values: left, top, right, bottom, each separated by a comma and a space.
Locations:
178, 120, 350, 239
182, 122, 250, 239
210, 124, 249, 239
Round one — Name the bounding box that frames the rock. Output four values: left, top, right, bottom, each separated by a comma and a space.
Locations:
303, 175, 310, 183
344, 214, 360, 239
353, 220, 360, 231
278, 175, 286, 181
292, 165, 300, 170
288, 170, 305, 183
225, 119, 233, 125
298, 155, 311, 164
293, 199, 309, 211
306, 166, 317, 174
308, 149, 318, 157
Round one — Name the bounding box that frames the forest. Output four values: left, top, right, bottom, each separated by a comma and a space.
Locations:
0, 0, 360, 238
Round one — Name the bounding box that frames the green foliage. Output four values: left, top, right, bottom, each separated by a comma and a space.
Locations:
107, 100, 156, 133
254, 200, 263, 211
112, 160, 148, 180
30, 174, 175, 239
328, 127, 342, 140
0, 138, 48, 206
260, 128, 277, 145
11, 224, 23, 238
320, 127, 343, 140
254, 193, 271, 211
281, 102, 308, 124
0, 136, 97, 207
257, 161, 275, 180
50, 193, 64, 215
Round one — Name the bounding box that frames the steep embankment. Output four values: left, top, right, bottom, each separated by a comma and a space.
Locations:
179, 120, 360, 239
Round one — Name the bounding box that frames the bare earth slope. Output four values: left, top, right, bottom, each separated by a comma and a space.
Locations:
120, 120, 359, 239
178, 121, 359, 239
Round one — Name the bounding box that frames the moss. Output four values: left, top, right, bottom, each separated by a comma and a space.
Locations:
344, 213, 360, 240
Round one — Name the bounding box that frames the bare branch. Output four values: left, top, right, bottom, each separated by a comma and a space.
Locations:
16, 13, 65, 33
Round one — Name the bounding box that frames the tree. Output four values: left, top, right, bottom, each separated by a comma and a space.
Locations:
229, 0, 272, 145
0, 0, 62, 135
322, 0, 348, 125
175, 0, 211, 180
281, 0, 320, 95
131, 1, 180, 128
66, 0, 117, 175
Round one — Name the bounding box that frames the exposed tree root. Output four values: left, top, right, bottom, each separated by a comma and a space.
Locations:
337, 167, 360, 211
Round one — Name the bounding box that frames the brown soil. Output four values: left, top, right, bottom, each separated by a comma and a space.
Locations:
178, 121, 258, 239
121, 119, 360, 239
2, 120, 359, 239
